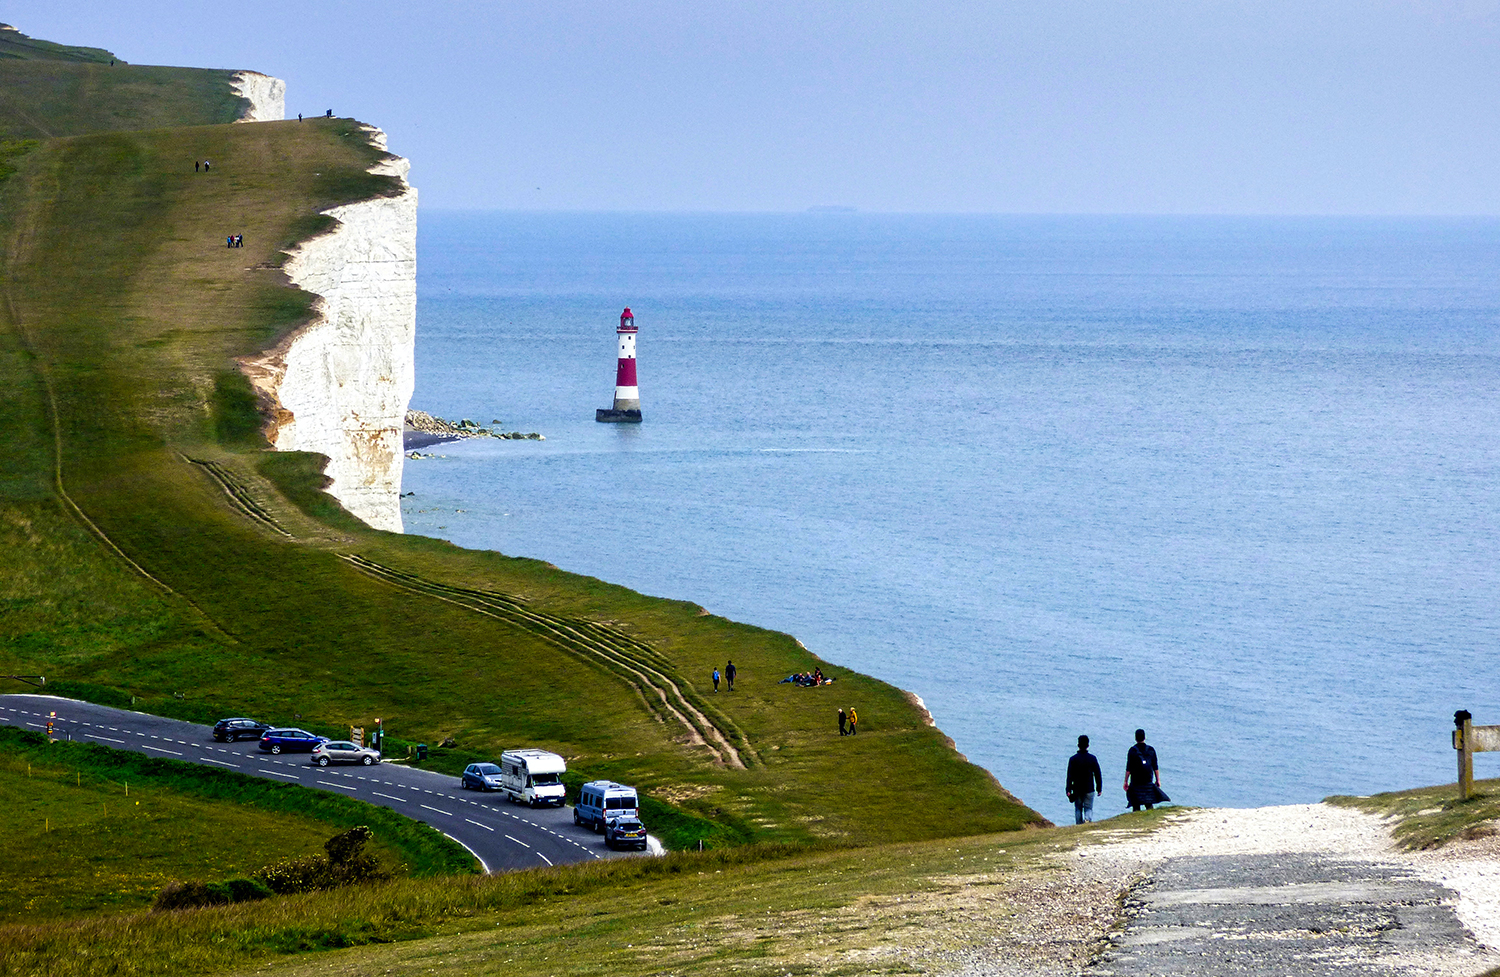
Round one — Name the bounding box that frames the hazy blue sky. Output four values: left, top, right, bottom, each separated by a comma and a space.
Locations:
12, 1, 1500, 213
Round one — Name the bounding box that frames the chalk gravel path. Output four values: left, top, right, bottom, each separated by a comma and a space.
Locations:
1072, 803, 1500, 976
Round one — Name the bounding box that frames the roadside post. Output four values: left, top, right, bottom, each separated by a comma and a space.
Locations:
351, 725, 364, 747
1453, 710, 1500, 800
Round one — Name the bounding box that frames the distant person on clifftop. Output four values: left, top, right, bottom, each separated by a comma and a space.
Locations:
712, 668, 720, 692
1065, 734, 1103, 824
726, 660, 736, 691
1124, 728, 1169, 812
847, 706, 858, 735
838, 707, 847, 736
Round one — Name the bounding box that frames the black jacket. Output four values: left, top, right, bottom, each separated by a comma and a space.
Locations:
1066, 751, 1103, 798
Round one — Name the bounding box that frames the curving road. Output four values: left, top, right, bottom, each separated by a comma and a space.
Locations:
0, 694, 659, 873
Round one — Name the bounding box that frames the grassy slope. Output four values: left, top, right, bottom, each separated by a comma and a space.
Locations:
0, 727, 475, 923
0, 41, 1040, 859
0, 812, 1163, 977
0, 26, 245, 140
1327, 777, 1500, 850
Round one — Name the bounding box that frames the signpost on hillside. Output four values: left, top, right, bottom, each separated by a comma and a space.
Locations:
1453, 710, 1500, 800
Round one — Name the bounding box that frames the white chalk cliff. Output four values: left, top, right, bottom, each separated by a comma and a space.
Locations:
230, 71, 285, 122
240, 126, 417, 533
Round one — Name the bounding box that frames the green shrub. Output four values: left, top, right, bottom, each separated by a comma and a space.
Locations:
256, 826, 388, 895
152, 880, 227, 911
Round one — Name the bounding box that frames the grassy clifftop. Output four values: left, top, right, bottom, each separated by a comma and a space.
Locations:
0, 30, 1043, 852
0, 25, 245, 140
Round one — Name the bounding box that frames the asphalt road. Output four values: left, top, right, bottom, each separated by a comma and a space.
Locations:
0, 694, 657, 873
1094, 852, 1481, 976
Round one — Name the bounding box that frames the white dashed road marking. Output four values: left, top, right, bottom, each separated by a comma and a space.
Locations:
420, 804, 453, 817
373, 792, 404, 803
142, 745, 183, 756
317, 780, 358, 791
504, 834, 531, 848
264, 770, 300, 780
465, 819, 495, 831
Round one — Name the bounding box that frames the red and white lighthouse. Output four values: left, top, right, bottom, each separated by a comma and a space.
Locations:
596, 307, 643, 422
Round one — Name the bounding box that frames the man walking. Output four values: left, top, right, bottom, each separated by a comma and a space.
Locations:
726, 660, 736, 691
1125, 728, 1169, 812
837, 707, 847, 736
1065, 735, 1103, 824
847, 706, 858, 735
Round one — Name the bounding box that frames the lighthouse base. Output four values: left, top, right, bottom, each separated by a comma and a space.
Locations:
595, 408, 642, 423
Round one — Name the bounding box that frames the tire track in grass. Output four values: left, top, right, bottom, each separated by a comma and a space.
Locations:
338, 554, 756, 769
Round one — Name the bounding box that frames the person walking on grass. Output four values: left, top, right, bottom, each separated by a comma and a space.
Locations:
1065, 734, 1103, 824
847, 706, 858, 735
712, 668, 720, 692
838, 707, 847, 736
1124, 728, 1169, 812
726, 660, 736, 691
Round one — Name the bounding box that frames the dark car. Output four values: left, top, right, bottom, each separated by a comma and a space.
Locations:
258, 728, 326, 754
604, 817, 648, 851
213, 717, 270, 742
461, 762, 504, 791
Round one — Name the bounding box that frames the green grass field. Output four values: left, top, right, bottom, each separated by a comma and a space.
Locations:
0, 728, 474, 924
0, 27, 1042, 864
0, 812, 1161, 977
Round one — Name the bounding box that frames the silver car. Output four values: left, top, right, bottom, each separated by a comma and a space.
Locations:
310, 740, 380, 767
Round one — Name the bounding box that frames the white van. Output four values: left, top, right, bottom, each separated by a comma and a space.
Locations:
499, 749, 567, 807
574, 780, 639, 832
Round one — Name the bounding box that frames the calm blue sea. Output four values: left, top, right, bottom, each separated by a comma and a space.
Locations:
404, 212, 1500, 826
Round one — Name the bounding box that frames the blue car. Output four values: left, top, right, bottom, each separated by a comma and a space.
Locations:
258, 728, 326, 754
461, 762, 504, 791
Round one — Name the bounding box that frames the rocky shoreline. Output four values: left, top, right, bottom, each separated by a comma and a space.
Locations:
404, 409, 545, 451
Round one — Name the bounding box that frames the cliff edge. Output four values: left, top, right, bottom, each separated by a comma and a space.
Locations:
239, 124, 417, 533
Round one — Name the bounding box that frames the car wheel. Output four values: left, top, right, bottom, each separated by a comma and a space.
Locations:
318, 756, 330, 767
362, 755, 374, 766
270, 744, 282, 754
574, 811, 582, 826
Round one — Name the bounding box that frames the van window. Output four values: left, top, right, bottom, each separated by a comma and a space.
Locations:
606, 796, 633, 809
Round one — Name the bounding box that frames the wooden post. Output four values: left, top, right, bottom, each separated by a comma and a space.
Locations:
1457, 714, 1475, 800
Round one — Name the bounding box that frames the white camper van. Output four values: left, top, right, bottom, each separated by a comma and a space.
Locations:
499, 749, 567, 807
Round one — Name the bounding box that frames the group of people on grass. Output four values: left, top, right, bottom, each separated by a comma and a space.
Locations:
225, 234, 243, 248
1065, 728, 1169, 824
779, 667, 831, 687
711, 660, 737, 692
837, 706, 858, 736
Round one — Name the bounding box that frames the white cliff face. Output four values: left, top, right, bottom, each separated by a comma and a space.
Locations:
230, 71, 286, 122
240, 129, 416, 533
